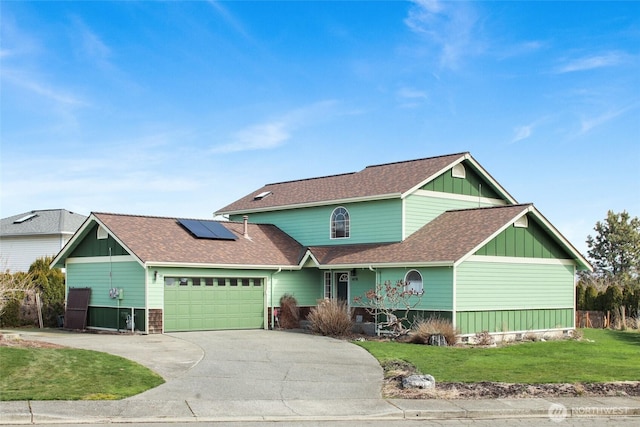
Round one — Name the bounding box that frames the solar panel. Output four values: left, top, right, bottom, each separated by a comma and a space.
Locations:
178, 219, 237, 240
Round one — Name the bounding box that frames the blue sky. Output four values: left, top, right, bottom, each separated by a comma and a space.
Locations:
1, 1, 639, 255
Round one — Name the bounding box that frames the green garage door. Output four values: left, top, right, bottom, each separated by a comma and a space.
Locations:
164, 277, 264, 332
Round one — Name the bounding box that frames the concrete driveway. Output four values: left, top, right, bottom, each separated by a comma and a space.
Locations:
130, 330, 383, 401
13, 328, 383, 401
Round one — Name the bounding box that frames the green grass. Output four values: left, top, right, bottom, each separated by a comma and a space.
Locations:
0, 347, 164, 401
356, 329, 640, 384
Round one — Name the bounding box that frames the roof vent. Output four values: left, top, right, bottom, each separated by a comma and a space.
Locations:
514, 215, 529, 228
452, 163, 466, 179
13, 213, 37, 224
253, 191, 272, 200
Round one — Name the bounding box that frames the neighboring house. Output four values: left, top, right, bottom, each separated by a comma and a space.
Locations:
52, 152, 591, 336
1, 209, 87, 272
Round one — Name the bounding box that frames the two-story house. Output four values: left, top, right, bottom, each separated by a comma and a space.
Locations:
52, 152, 591, 336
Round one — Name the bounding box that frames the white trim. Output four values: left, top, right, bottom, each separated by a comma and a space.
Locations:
457, 305, 573, 312
465, 255, 576, 266
401, 153, 518, 205
66, 255, 136, 264
315, 261, 455, 270
412, 189, 508, 206
452, 265, 457, 330
454, 205, 531, 267
144, 261, 300, 270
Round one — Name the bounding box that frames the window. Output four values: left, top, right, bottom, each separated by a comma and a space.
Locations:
179, 278, 189, 286
229, 278, 238, 287
164, 277, 176, 286
324, 272, 332, 299
253, 278, 263, 287
404, 270, 424, 294
205, 278, 214, 286
331, 207, 350, 239
216, 278, 226, 286
241, 278, 250, 287
192, 278, 201, 286
452, 163, 466, 179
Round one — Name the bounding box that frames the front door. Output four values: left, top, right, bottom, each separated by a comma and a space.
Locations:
335, 272, 349, 302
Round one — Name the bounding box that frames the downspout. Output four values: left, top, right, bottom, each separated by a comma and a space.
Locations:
270, 267, 282, 329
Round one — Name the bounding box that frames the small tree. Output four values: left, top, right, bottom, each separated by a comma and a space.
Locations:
0, 271, 34, 326
353, 280, 423, 338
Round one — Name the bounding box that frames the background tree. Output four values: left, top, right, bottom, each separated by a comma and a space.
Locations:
586, 210, 640, 279
577, 210, 640, 320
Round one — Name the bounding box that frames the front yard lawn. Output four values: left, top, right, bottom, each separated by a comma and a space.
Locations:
356, 329, 640, 384
0, 346, 164, 401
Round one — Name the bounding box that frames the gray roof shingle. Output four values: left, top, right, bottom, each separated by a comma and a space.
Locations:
1, 209, 87, 237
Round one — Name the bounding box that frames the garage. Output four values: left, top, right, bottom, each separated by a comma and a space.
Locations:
164, 276, 265, 332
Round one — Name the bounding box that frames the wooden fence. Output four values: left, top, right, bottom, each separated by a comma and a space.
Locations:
575, 310, 607, 328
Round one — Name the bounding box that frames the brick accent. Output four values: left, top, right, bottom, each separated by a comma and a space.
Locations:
148, 309, 163, 334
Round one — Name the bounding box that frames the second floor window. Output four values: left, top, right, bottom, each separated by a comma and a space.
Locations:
331, 207, 350, 239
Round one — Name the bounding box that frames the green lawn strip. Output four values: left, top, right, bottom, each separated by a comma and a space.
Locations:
356, 329, 640, 384
0, 347, 164, 401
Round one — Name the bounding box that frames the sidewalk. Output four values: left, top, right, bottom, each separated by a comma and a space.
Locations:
2, 396, 639, 424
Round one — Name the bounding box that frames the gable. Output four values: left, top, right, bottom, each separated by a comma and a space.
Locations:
70, 222, 129, 258
421, 161, 503, 200
474, 214, 573, 259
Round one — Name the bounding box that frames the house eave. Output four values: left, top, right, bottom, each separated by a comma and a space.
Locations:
144, 261, 301, 270
216, 193, 401, 216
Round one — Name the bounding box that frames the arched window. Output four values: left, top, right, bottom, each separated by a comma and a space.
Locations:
404, 270, 424, 294
331, 207, 350, 239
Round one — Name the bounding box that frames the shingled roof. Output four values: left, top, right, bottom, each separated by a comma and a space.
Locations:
217, 152, 515, 214
1, 209, 87, 237
306, 205, 533, 267
59, 213, 305, 268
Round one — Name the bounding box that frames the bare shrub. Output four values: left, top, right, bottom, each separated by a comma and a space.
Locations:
474, 330, 494, 346
278, 294, 300, 329
308, 299, 353, 337
408, 317, 458, 346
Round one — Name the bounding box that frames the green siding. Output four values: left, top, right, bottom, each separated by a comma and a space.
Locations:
66, 261, 146, 307
87, 307, 146, 331
70, 223, 128, 257
422, 164, 502, 199
231, 199, 403, 246
270, 269, 323, 306
475, 215, 573, 259
456, 308, 573, 334
404, 194, 497, 237
456, 261, 575, 311
351, 267, 453, 311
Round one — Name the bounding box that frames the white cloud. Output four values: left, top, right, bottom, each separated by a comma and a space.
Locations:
404, 0, 482, 70
579, 104, 637, 134
554, 51, 627, 73
210, 100, 340, 153
2, 69, 86, 107
511, 125, 533, 144
207, 0, 252, 41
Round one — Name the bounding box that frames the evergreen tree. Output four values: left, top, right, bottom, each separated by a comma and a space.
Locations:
586, 210, 640, 278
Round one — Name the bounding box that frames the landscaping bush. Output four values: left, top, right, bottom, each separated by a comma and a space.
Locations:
278, 294, 300, 329
408, 317, 458, 346
308, 299, 353, 337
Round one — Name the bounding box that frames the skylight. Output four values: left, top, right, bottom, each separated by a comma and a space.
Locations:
253, 191, 272, 200
13, 213, 37, 224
